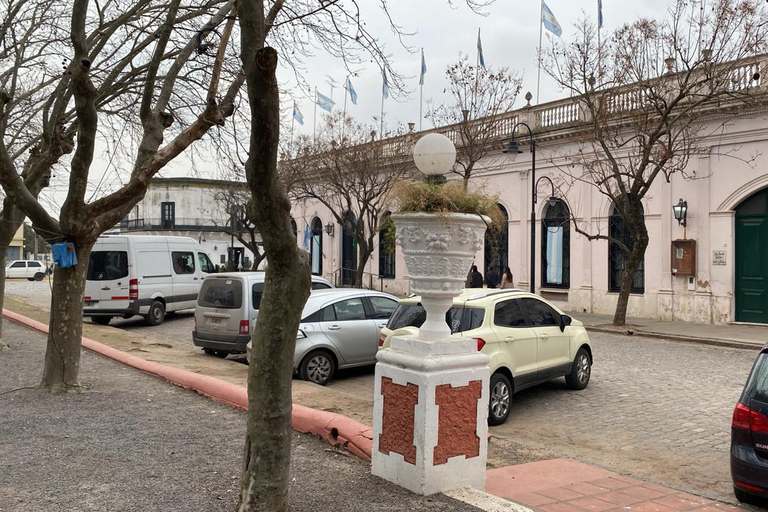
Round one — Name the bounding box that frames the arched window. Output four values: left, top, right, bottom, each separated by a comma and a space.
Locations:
379, 212, 395, 279
290, 219, 297, 239
609, 198, 644, 293
541, 199, 570, 288
310, 218, 323, 275
341, 211, 357, 286
484, 204, 509, 288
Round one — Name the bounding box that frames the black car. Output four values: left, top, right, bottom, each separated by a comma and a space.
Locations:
732, 342, 768, 504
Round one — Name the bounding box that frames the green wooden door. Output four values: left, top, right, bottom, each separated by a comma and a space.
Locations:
736, 189, 768, 323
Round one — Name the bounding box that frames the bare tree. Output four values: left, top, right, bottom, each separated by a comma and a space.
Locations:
291, 112, 417, 287
544, 0, 768, 325
211, 176, 266, 270
0, 0, 244, 391
428, 54, 521, 188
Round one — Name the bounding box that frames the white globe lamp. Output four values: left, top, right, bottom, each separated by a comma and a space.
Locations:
412, 133, 456, 176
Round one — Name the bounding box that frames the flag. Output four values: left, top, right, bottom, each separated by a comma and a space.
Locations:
302, 222, 312, 251
598, 0, 603, 28
382, 68, 389, 99
542, 1, 563, 37
316, 90, 335, 112
477, 28, 485, 68
419, 48, 427, 85
292, 101, 304, 125
344, 77, 358, 105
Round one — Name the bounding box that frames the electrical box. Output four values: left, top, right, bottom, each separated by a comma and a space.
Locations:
671, 239, 696, 276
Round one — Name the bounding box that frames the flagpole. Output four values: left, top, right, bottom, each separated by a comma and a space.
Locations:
419, 48, 424, 132
342, 77, 348, 140
380, 90, 385, 137
291, 105, 295, 148
597, 0, 602, 78
313, 86, 317, 142
536, 0, 544, 104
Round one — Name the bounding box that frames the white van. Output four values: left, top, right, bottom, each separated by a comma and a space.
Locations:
84, 235, 215, 326
193, 272, 334, 357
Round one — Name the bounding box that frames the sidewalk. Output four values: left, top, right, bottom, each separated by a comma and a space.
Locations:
565, 310, 768, 350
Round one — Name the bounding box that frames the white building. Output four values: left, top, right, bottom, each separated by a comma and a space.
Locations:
291, 60, 768, 325
116, 177, 262, 270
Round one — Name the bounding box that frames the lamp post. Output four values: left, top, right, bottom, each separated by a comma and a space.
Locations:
673, 198, 688, 239
505, 123, 541, 293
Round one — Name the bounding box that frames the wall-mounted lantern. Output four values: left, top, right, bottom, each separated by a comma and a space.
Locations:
325, 222, 335, 237
673, 198, 688, 227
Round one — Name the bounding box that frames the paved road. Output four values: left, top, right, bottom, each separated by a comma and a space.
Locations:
4, 279, 759, 504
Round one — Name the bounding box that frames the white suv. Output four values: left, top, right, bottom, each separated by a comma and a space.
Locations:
379, 289, 593, 425
6, 260, 48, 281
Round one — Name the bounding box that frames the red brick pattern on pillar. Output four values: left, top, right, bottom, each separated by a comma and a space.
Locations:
433, 380, 482, 466
378, 377, 419, 465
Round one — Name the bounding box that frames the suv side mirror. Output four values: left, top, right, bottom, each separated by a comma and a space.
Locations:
560, 314, 572, 332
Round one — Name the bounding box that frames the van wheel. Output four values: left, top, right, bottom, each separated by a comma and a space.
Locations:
300, 350, 335, 386
145, 301, 165, 326
566, 348, 591, 390
91, 316, 111, 326
203, 348, 229, 358
489, 372, 512, 426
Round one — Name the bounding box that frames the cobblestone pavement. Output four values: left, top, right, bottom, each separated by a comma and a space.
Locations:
491, 332, 757, 505
4, 280, 760, 505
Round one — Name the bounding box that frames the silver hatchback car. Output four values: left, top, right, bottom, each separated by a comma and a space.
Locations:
248, 289, 399, 385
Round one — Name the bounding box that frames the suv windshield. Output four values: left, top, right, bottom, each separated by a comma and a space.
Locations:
198, 279, 243, 309
746, 353, 768, 403
386, 304, 485, 334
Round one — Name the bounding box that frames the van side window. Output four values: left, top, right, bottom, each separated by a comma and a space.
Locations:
87, 251, 129, 281
172, 252, 195, 275
197, 252, 214, 273
252, 283, 264, 310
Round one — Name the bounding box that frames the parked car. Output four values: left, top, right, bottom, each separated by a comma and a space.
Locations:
731, 342, 768, 504
6, 260, 47, 281
245, 289, 399, 385
84, 235, 215, 326
378, 289, 593, 426
193, 273, 334, 358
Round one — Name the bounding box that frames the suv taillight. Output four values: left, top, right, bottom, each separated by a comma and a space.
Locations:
129, 279, 139, 300
239, 320, 250, 336
475, 338, 486, 351
733, 402, 768, 433
378, 332, 387, 347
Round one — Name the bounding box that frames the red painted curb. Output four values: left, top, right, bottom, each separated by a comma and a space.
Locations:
3, 309, 373, 461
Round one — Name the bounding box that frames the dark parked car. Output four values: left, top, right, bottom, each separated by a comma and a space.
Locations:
731, 342, 768, 504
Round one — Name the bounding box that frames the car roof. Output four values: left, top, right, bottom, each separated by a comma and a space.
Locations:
397, 288, 532, 306
206, 272, 332, 285
303, 289, 399, 316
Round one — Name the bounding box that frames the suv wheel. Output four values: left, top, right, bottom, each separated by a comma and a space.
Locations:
734, 487, 762, 505
91, 316, 111, 326
488, 372, 512, 426
144, 300, 165, 326
565, 347, 591, 390
300, 350, 335, 386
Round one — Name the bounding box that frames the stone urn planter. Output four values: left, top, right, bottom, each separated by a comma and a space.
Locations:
392, 211, 490, 341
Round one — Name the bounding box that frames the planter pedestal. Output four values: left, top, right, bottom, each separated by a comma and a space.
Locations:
371, 212, 490, 494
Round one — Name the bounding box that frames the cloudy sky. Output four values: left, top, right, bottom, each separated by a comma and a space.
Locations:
41, 0, 682, 211
284, 0, 676, 138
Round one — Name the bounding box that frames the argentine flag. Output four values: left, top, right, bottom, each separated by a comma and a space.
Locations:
419, 48, 427, 85
316, 90, 335, 113
542, 1, 563, 37
292, 101, 304, 125
477, 28, 485, 68
382, 69, 389, 100
344, 77, 358, 105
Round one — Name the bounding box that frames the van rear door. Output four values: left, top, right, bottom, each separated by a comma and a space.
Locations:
196, 276, 246, 338
85, 239, 130, 311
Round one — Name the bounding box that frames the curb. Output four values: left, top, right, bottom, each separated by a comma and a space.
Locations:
3, 309, 374, 461
585, 325, 763, 351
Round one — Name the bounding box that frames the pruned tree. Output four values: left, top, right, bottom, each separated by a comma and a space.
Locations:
544, 0, 768, 325
211, 177, 266, 271
0, 0, 244, 391
428, 54, 522, 188
290, 112, 417, 288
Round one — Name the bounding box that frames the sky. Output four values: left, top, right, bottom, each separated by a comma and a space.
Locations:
40, 0, 680, 212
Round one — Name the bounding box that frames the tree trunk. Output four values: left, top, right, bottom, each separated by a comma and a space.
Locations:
354, 239, 371, 288
40, 240, 93, 391
0, 202, 29, 347
237, 10, 312, 507
612, 227, 649, 327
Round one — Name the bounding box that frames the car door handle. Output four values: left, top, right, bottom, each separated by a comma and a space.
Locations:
101, 287, 110, 291
378, 324, 387, 329
504, 336, 515, 341
193, 277, 199, 280
540, 334, 549, 340
328, 325, 341, 331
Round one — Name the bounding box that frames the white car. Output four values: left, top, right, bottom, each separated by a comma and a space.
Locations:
6, 260, 47, 281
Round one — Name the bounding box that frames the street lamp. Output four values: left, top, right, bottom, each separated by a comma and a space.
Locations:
673, 198, 688, 239
504, 122, 540, 293
413, 132, 456, 185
